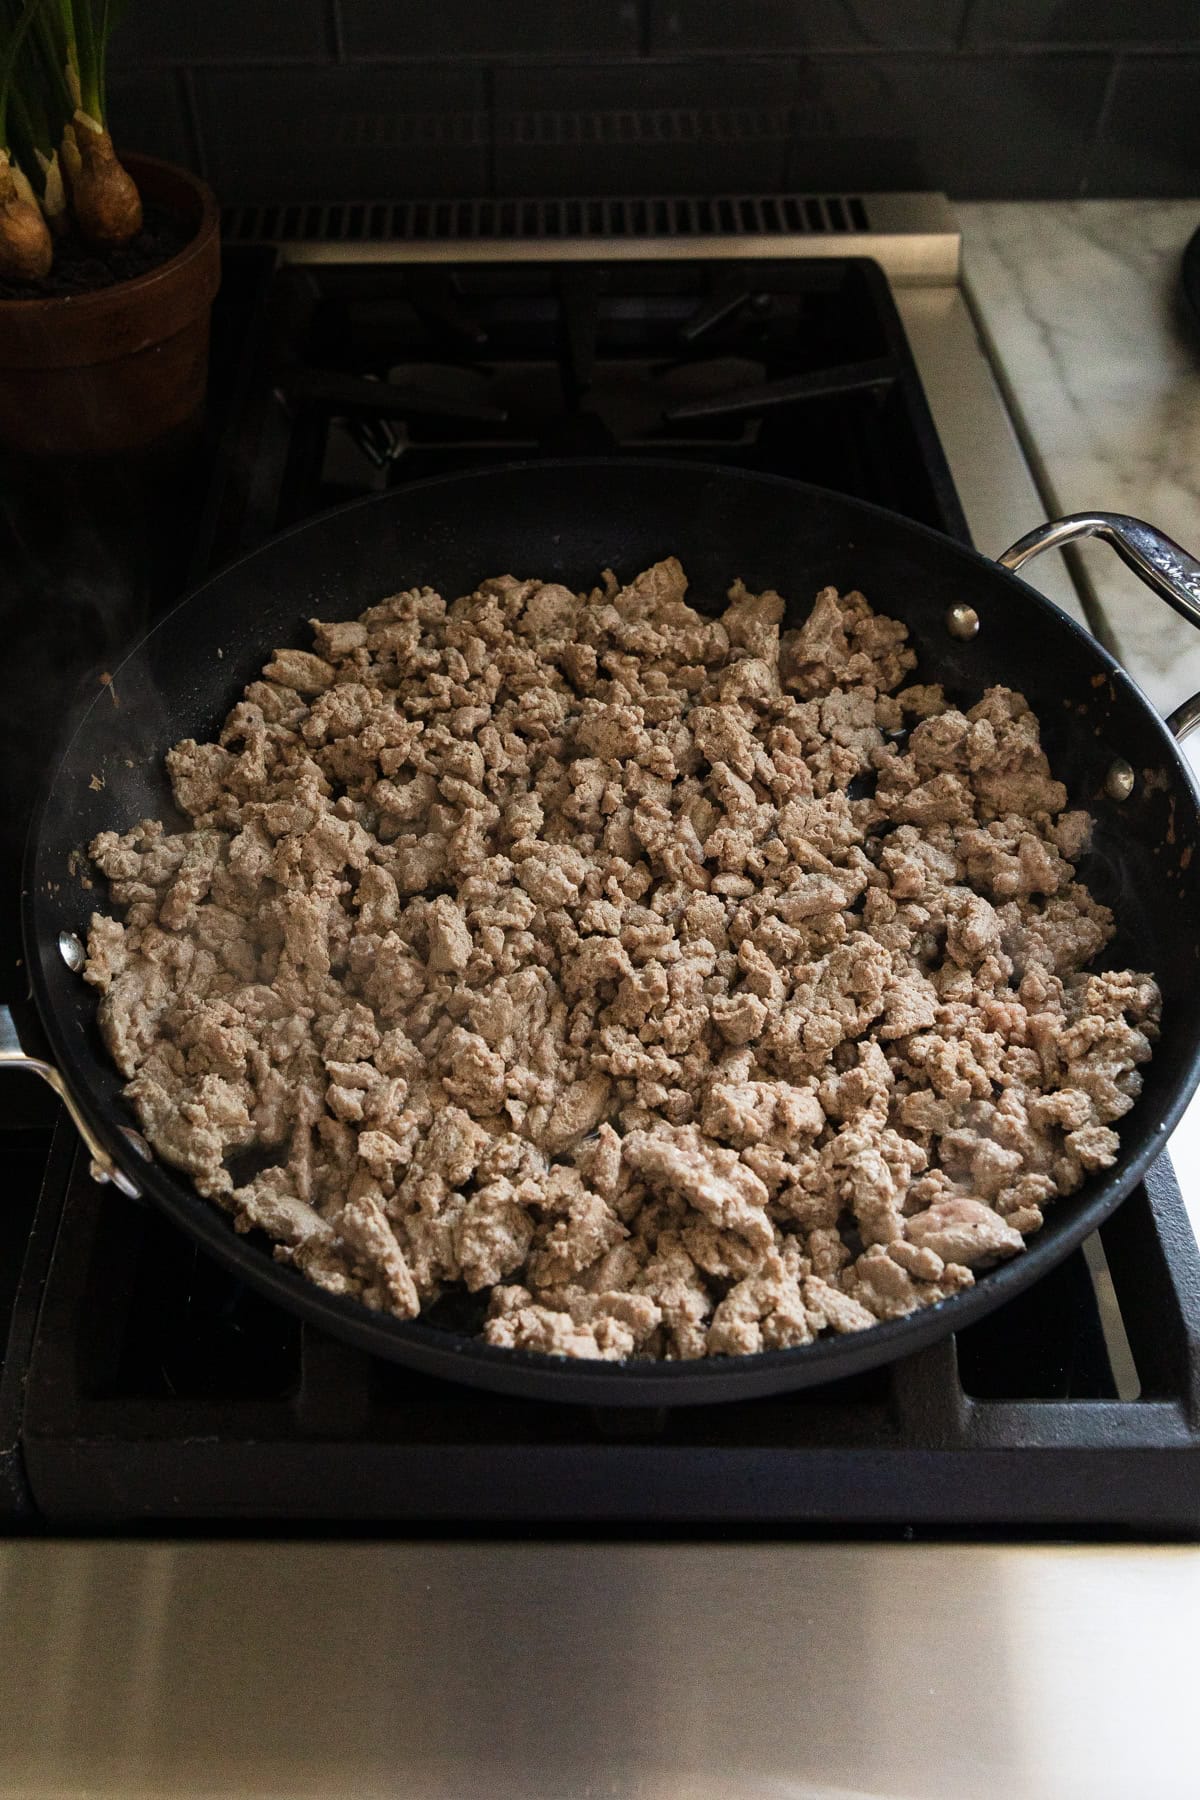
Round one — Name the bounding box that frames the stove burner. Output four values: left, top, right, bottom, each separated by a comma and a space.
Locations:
281, 367, 509, 423
663, 355, 898, 423
405, 267, 489, 348
274, 260, 969, 543
27, 240, 1194, 1536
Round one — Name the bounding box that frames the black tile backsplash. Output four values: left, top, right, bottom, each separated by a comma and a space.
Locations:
1084, 56, 1200, 197
494, 60, 797, 195
112, 2, 333, 65
650, 1, 963, 53
109, 71, 195, 167
342, 0, 641, 59
105, 1, 1200, 202
963, 1, 1200, 49
194, 66, 489, 202
787, 53, 1109, 199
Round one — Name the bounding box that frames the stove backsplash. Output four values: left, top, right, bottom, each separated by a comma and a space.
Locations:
109, 1, 1200, 205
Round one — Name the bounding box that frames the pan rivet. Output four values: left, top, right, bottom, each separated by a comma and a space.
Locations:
1105, 759, 1136, 802
121, 1127, 154, 1162
57, 930, 85, 972
946, 603, 980, 640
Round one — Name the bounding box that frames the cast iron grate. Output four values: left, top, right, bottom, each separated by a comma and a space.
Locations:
255, 257, 968, 548
15, 1141, 1200, 1529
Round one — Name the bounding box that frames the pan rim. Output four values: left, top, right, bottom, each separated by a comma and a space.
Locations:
22, 458, 1200, 1403
29, 456, 1186, 782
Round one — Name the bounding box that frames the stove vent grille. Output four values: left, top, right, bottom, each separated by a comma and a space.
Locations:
222, 192, 872, 247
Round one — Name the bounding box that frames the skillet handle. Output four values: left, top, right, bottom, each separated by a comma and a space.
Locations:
0, 1001, 142, 1199
997, 512, 1200, 742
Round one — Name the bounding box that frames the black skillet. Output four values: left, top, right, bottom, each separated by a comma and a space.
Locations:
6, 461, 1200, 1405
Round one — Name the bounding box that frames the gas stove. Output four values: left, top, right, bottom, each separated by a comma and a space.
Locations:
3, 195, 1199, 1533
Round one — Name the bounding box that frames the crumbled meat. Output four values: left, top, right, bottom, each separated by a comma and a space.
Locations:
84, 562, 1160, 1361
622, 1124, 773, 1250
904, 1197, 1024, 1268
707, 1249, 814, 1355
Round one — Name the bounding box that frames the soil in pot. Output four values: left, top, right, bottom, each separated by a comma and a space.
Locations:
0, 203, 191, 301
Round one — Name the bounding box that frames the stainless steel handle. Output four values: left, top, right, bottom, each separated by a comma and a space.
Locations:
998, 512, 1200, 742
0, 1002, 141, 1198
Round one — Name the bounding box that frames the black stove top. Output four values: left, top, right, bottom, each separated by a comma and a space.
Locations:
3, 244, 1198, 1533
261, 258, 965, 537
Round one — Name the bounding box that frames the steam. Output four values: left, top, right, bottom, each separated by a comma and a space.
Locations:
0, 463, 171, 905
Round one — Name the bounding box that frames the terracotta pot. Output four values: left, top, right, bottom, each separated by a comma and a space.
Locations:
0, 155, 220, 457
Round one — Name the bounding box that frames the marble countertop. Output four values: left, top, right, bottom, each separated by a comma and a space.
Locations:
958, 199, 1200, 720
959, 198, 1200, 1207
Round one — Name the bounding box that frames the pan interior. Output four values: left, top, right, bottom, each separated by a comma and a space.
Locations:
25, 462, 1200, 1397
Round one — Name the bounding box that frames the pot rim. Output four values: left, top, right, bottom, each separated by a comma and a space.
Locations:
0, 152, 219, 319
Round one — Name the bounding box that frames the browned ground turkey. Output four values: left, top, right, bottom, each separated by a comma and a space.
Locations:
83, 561, 1160, 1359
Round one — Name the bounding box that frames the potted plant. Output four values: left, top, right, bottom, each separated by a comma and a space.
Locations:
0, 0, 219, 455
